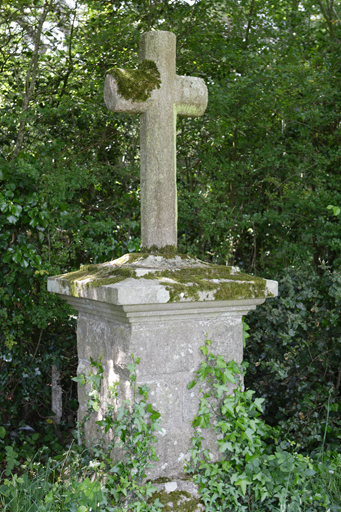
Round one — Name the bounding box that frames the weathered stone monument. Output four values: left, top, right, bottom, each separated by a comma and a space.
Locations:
104, 30, 208, 249
47, 30, 277, 505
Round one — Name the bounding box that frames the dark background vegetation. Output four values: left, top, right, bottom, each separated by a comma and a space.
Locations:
1, 0, 341, 457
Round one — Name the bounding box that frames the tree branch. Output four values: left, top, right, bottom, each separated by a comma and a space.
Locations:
243, 0, 256, 50
12, 0, 52, 160
316, 0, 335, 39
57, 1, 78, 104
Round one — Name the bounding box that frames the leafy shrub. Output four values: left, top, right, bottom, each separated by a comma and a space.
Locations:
0, 159, 140, 441
186, 341, 341, 511
74, 357, 163, 511
2, 349, 341, 511
245, 264, 341, 452
0, 357, 163, 511
0, 163, 79, 441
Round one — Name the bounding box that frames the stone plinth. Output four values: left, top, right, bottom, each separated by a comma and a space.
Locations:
47, 254, 277, 479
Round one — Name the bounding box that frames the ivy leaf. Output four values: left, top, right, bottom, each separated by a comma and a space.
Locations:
219, 441, 233, 452
192, 416, 201, 428
200, 345, 208, 356
89, 400, 98, 411
12, 251, 23, 264
216, 355, 226, 368
243, 428, 254, 443
254, 398, 264, 412
72, 375, 86, 386
7, 215, 18, 224
188, 380, 196, 389
223, 369, 236, 384
222, 399, 234, 415
235, 477, 252, 495
11, 204, 22, 216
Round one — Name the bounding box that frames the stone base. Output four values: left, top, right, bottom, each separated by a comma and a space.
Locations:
74, 296, 258, 478
47, 254, 277, 478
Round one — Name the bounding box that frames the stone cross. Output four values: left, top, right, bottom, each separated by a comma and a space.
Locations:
104, 31, 208, 250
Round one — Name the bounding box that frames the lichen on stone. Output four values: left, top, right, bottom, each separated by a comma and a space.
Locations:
107, 59, 161, 102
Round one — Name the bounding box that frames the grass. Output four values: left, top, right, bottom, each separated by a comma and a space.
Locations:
0, 444, 103, 512
1, 449, 341, 511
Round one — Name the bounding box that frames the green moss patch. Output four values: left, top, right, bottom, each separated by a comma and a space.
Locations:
107, 59, 161, 102
57, 266, 137, 297
88, 271, 136, 288
55, 255, 271, 301
148, 490, 203, 512
143, 267, 269, 302
151, 477, 172, 484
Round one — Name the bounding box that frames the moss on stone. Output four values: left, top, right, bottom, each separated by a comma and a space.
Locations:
55, 269, 92, 281
55, 256, 271, 301
68, 280, 79, 298
120, 253, 146, 264
107, 59, 161, 102
88, 268, 137, 288
148, 490, 203, 512
141, 266, 269, 302
214, 280, 268, 300
79, 264, 99, 272
151, 477, 172, 484
56, 266, 138, 297
147, 474, 191, 485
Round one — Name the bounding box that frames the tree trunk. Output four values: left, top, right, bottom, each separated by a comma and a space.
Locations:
12, 0, 52, 160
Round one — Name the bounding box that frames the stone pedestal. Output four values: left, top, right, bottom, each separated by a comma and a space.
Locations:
47, 254, 277, 480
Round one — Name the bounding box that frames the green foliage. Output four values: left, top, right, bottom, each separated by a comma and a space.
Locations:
185, 343, 341, 511
242, 319, 250, 348
245, 264, 341, 451
0, 450, 105, 512
0, 423, 68, 480
74, 356, 163, 511
327, 205, 341, 217
0, 161, 79, 436
2, 0, 341, 276
2, 350, 341, 510
1, 357, 163, 511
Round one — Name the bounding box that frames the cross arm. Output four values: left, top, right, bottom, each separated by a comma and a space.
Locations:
104, 73, 152, 114
175, 75, 208, 117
